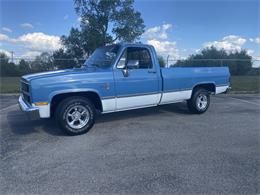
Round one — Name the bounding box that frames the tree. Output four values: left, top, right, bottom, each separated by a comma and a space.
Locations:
61, 0, 145, 58
228, 50, 252, 75
30, 52, 54, 72
60, 28, 85, 58
0, 52, 10, 76
0, 53, 20, 76
52, 49, 79, 69
175, 47, 253, 75
18, 59, 31, 75
0, 52, 9, 65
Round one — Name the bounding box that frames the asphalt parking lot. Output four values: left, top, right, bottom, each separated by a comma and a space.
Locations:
0, 94, 259, 194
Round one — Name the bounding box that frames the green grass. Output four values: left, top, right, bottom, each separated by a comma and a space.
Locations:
0, 76, 259, 94
0, 77, 21, 93
231, 76, 260, 92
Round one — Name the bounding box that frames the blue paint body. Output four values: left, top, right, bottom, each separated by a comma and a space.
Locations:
161, 67, 230, 92
24, 67, 115, 102
21, 43, 230, 106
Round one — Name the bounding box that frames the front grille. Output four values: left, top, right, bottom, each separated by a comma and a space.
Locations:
20, 79, 31, 104
23, 93, 31, 104
21, 81, 29, 92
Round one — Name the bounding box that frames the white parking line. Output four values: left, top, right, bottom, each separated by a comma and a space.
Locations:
0, 104, 18, 111
230, 97, 259, 106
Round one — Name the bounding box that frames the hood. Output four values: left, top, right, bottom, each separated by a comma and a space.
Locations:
22, 67, 111, 82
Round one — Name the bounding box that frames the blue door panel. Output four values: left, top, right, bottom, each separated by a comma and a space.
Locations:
114, 69, 159, 97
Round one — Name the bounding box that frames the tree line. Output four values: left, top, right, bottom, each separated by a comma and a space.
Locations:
0, 0, 259, 76
1, 46, 259, 76
173, 46, 260, 75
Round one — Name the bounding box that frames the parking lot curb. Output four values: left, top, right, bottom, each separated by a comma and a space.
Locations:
0, 93, 19, 96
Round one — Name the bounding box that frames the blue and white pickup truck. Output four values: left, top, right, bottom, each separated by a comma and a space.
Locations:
19, 43, 230, 135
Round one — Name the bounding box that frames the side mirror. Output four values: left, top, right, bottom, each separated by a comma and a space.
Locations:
122, 68, 129, 77
127, 60, 139, 69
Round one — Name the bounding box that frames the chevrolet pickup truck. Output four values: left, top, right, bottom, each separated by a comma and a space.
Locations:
19, 43, 230, 135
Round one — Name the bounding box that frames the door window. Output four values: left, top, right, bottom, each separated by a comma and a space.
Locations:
117, 47, 153, 69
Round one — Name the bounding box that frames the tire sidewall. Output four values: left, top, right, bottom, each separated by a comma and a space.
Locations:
194, 90, 210, 113
57, 98, 95, 135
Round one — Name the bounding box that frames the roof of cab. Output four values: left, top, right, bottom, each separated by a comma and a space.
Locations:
118, 42, 152, 47
105, 42, 152, 48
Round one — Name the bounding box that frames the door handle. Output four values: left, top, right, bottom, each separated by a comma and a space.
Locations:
148, 70, 157, 74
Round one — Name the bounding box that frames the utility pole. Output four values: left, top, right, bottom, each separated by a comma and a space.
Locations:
10, 51, 14, 63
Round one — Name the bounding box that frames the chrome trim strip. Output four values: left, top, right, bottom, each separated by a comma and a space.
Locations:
163, 88, 192, 93
101, 85, 229, 101
117, 92, 159, 98
163, 84, 229, 93
101, 96, 116, 100
101, 92, 159, 100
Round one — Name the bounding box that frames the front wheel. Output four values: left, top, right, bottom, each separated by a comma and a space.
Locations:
55, 97, 96, 135
187, 88, 210, 114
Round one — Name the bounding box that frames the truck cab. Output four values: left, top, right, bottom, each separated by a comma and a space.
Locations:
19, 43, 230, 135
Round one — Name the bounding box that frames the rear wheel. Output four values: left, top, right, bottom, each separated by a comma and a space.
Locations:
55, 97, 96, 135
187, 88, 210, 114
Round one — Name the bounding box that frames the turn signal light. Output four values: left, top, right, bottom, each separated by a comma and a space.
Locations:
35, 102, 48, 106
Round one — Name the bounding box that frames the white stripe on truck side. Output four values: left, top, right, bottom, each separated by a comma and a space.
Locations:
159, 90, 192, 105
101, 85, 229, 114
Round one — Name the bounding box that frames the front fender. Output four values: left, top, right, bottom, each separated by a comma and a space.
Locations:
48, 88, 102, 103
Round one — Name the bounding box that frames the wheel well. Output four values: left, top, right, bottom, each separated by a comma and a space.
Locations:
50, 91, 102, 117
192, 83, 216, 94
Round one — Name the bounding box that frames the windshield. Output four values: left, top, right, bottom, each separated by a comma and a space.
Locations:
84, 45, 120, 68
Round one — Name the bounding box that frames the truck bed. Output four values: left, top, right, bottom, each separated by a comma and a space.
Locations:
161, 67, 230, 92
159, 67, 230, 104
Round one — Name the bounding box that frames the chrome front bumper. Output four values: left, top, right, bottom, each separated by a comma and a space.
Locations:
18, 95, 38, 112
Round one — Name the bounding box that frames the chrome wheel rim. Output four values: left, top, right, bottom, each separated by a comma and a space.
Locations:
196, 94, 208, 110
66, 105, 90, 130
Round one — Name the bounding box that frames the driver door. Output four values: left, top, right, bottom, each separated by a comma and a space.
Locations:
113, 47, 160, 110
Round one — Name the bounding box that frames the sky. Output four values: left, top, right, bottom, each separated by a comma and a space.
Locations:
0, 0, 259, 63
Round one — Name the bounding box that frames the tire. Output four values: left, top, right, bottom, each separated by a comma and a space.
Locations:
187, 88, 210, 114
55, 96, 96, 135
